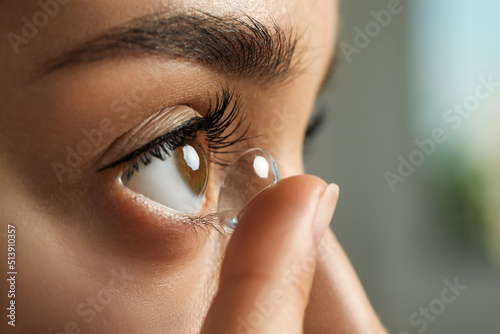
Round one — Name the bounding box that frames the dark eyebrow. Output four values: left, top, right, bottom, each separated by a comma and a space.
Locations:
39, 11, 301, 85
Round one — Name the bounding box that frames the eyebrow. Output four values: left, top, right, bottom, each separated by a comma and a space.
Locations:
39, 11, 302, 85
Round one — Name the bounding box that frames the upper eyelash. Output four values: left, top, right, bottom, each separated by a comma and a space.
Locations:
98, 86, 250, 181
200, 87, 250, 164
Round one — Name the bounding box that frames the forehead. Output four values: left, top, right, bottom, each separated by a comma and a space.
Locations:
1, 0, 336, 98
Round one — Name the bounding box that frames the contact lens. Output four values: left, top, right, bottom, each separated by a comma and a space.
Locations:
217, 148, 279, 233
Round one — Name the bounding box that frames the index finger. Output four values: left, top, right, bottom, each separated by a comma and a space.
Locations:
201, 175, 339, 334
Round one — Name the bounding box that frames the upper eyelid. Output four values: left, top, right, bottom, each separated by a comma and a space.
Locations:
97, 85, 248, 174
96, 105, 201, 172
97, 116, 200, 172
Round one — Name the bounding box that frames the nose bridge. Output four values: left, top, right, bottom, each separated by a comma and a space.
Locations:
251, 105, 305, 178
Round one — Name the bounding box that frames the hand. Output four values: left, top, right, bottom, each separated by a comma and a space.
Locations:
201, 175, 386, 333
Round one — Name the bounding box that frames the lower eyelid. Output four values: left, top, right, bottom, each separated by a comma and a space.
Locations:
93, 180, 215, 262
121, 181, 220, 235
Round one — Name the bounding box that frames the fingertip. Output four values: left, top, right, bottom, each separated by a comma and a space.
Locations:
219, 174, 334, 293
312, 183, 340, 245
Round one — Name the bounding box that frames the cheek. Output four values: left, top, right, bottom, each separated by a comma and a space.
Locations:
13, 181, 224, 332
87, 180, 212, 266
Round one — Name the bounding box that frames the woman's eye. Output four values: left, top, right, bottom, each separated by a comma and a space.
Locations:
123, 143, 208, 214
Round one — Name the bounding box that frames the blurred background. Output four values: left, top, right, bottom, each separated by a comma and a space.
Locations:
306, 0, 500, 333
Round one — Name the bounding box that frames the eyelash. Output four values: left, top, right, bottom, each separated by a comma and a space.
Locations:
108, 87, 250, 183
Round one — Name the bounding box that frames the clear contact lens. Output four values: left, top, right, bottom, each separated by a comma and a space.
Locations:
217, 148, 279, 233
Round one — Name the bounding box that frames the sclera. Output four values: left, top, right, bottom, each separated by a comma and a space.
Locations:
217, 148, 279, 232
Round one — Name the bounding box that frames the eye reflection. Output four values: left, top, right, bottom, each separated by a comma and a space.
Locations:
123, 143, 208, 214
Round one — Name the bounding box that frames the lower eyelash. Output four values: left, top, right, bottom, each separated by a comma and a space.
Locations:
180, 213, 223, 234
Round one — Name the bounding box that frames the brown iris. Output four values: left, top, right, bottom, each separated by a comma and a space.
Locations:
174, 144, 208, 195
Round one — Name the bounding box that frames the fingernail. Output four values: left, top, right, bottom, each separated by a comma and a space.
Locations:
313, 183, 339, 245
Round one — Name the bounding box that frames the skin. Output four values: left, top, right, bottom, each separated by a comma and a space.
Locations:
0, 0, 386, 333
